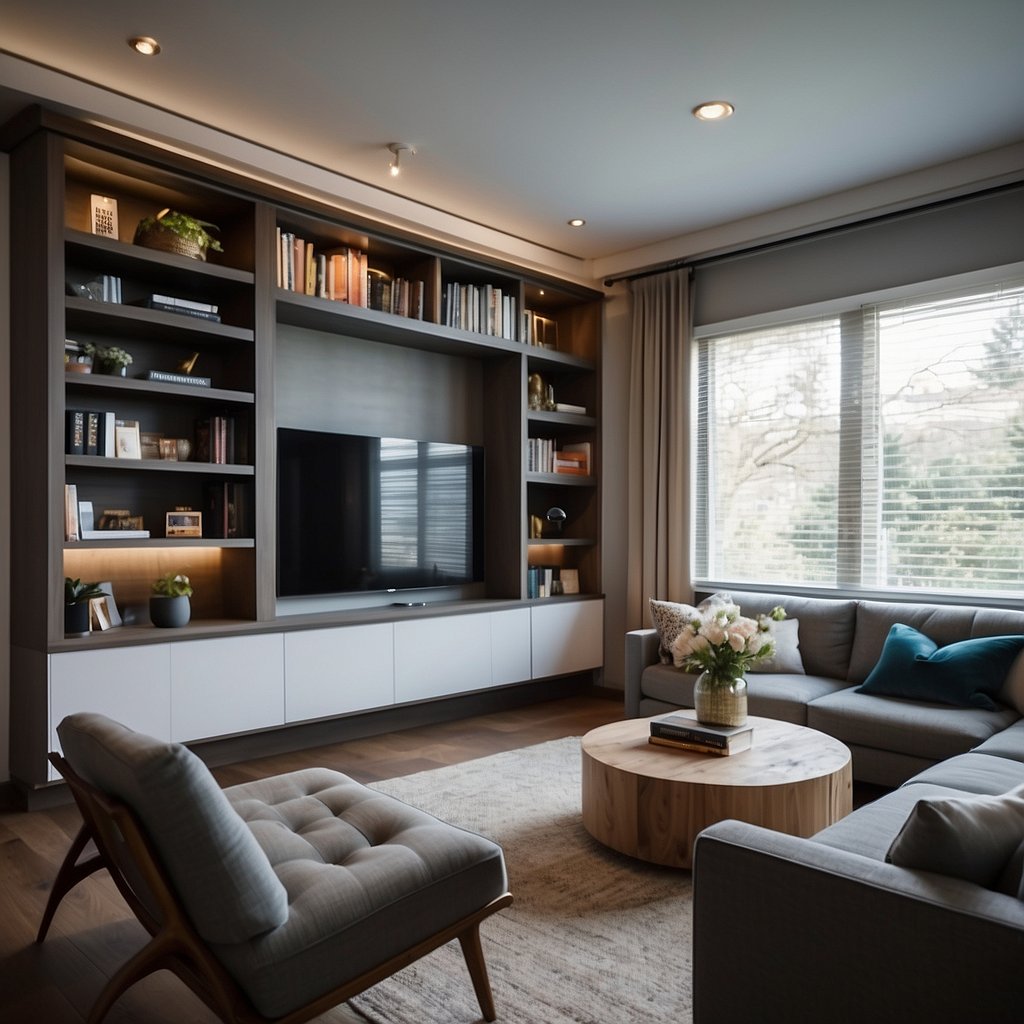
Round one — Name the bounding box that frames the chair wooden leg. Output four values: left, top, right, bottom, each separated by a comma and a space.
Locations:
85, 932, 177, 1024
458, 923, 497, 1023
37, 824, 105, 943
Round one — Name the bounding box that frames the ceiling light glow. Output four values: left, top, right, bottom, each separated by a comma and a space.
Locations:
567, 218, 586, 228
128, 36, 161, 56
387, 143, 414, 177
692, 101, 735, 121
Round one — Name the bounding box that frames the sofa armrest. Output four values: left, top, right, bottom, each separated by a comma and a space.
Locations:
624, 629, 660, 718
692, 820, 1024, 1024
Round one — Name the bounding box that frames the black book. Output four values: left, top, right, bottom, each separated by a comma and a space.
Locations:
65, 409, 85, 455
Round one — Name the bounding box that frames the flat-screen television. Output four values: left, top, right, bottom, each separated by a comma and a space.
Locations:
277, 427, 485, 597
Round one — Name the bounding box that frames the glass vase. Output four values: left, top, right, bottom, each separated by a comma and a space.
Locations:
693, 670, 748, 727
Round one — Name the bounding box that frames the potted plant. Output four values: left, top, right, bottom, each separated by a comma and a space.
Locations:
65, 577, 105, 636
92, 344, 133, 377
134, 208, 223, 261
150, 572, 193, 628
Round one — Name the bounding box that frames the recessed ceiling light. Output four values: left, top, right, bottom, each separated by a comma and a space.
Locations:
567, 218, 586, 228
128, 36, 161, 56
692, 100, 735, 122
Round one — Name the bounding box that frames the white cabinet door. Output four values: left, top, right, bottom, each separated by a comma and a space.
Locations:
490, 607, 533, 686
531, 599, 605, 678
50, 645, 172, 770
285, 623, 395, 723
170, 634, 285, 743
394, 613, 494, 702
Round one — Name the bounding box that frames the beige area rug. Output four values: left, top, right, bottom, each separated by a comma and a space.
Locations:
351, 737, 694, 1024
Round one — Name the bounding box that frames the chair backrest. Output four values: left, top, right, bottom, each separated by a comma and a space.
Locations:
56, 713, 289, 945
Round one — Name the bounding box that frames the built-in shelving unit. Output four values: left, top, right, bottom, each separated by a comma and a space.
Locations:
4, 106, 604, 793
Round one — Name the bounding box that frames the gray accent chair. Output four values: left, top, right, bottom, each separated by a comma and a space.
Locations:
41, 713, 512, 1023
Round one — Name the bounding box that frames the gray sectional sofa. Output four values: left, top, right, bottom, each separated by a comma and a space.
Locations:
625, 591, 1024, 1021
626, 590, 1024, 787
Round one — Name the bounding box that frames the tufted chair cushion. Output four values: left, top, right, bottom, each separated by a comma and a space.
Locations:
212, 767, 508, 1019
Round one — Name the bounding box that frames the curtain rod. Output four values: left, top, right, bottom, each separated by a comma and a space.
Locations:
603, 179, 1024, 288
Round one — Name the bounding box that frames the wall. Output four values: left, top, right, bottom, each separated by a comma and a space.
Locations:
1, 151, 10, 783
601, 285, 630, 689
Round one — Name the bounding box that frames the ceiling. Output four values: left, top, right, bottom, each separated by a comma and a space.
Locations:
1, 0, 1023, 273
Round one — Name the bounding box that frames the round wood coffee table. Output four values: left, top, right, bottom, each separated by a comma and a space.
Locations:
581, 715, 852, 868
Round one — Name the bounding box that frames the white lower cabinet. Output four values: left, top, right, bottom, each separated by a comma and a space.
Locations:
50, 644, 172, 778
285, 623, 395, 723
394, 612, 496, 702
530, 600, 604, 679
171, 634, 285, 743
490, 607, 533, 685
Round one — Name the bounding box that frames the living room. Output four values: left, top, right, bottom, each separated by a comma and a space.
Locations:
1, 3, 1023, 1022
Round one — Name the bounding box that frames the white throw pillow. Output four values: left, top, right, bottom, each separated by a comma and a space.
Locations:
749, 617, 805, 674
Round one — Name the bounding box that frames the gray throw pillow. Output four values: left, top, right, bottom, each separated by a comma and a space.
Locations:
57, 712, 289, 944
1000, 650, 1024, 715
886, 784, 1024, 890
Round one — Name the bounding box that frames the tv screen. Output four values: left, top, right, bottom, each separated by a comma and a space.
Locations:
277, 428, 484, 597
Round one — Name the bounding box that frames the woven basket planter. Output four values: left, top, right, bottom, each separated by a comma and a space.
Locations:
133, 221, 207, 261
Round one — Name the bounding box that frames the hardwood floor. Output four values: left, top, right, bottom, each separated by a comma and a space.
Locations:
0, 694, 623, 1024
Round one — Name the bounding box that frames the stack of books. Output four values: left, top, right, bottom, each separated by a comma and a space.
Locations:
648, 712, 753, 756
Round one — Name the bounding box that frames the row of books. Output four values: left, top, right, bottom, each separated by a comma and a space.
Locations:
276, 229, 368, 306
195, 415, 241, 465
649, 712, 753, 757
66, 409, 117, 457
526, 566, 581, 598
526, 440, 591, 475
442, 282, 520, 340
205, 481, 248, 539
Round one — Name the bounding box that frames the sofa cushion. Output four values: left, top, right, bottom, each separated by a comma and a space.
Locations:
806, 687, 1017, 763
847, 601, 1024, 685
649, 598, 698, 664
57, 713, 289, 945
886, 784, 1024, 890
812, 782, 964, 861
727, 591, 857, 680
858, 624, 1024, 710
1001, 651, 1024, 716
750, 617, 804, 674
971, 718, 1024, 764
641, 663, 851, 726
905, 752, 1024, 795
215, 767, 508, 1018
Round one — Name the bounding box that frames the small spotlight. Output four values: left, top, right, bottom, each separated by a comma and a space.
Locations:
128, 36, 161, 56
692, 101, 735, 121
567, 218, 586, 228
387, 143, 414, 177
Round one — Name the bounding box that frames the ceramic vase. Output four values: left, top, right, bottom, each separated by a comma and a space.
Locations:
150, 595, 191, 628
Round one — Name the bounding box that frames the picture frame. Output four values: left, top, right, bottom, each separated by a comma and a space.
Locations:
158, 438, 179, 460
140, 431, 163, 460
88, 596, 112, 631
114, 421, 141, 459
560, 568, 580, 595
166, 510, 203, 537
90, 194, 119, 239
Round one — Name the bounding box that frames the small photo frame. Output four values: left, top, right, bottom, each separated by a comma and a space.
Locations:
560, 569, 580, 595
89, 596, 112, 631
115, 421, 142, 459
140, 432, 163, 460
166, 510, 203, 537
90, 194, 119, 238
158, 438, 179, 460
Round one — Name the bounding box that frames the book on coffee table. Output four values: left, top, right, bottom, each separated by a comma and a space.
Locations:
649, 712, 753, 754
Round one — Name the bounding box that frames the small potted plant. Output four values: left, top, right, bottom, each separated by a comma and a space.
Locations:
150, 572, 193, 628
134, 208, 224, 261
65, 577, 106, 636
93, 345, 134, 377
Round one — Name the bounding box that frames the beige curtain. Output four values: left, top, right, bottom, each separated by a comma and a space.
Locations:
626, 267, 693, 627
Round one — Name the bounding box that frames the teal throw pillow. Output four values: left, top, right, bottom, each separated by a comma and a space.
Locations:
859, 624, 1024, 711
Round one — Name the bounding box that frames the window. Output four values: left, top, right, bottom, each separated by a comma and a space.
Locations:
694, 277, 1024, 598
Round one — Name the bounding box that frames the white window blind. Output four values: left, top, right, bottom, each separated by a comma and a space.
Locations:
694, 278, 1024, 598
